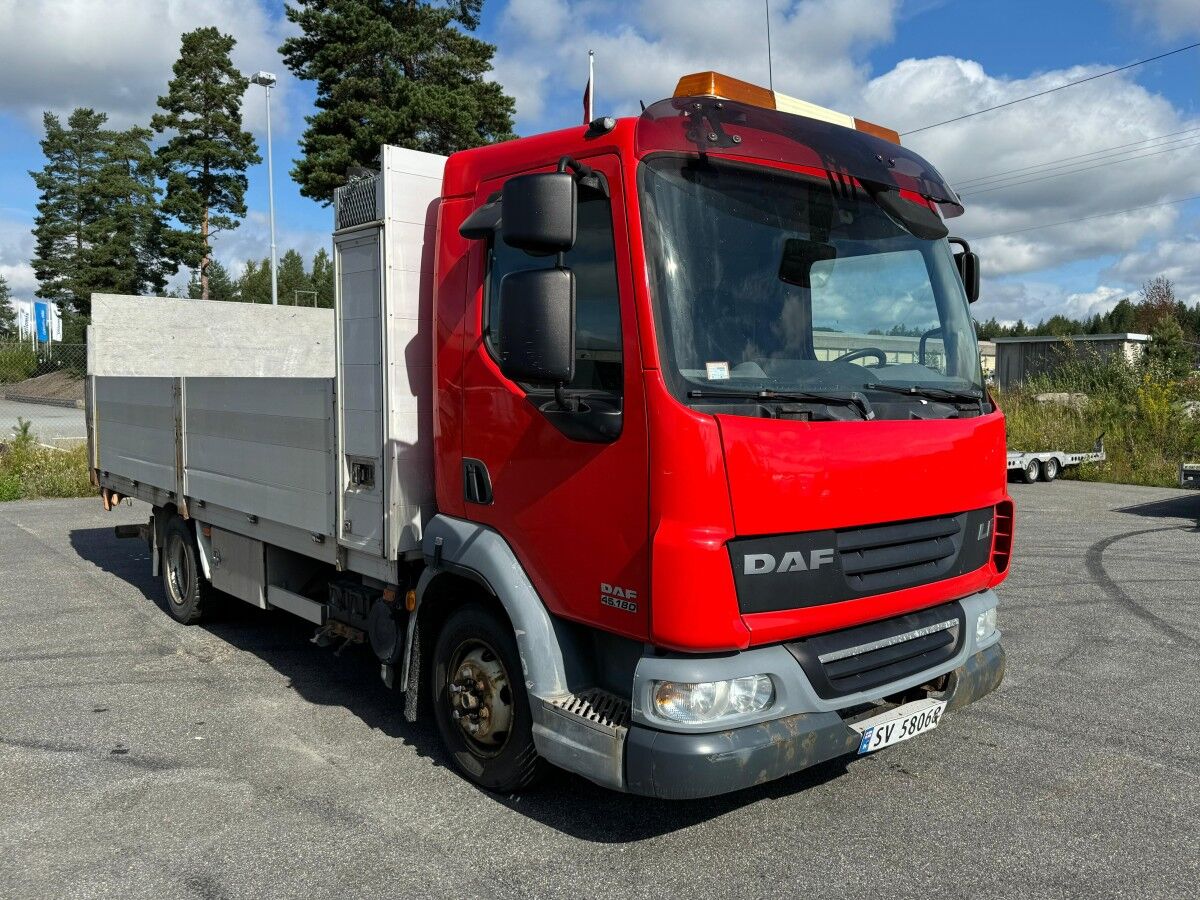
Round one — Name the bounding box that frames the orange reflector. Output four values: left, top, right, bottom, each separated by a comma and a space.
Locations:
405, 589, 417, 612
672, 71, 900, 145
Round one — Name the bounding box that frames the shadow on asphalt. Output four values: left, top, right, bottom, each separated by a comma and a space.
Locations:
1112, 493, 1200, 524
67, 524, 854, 840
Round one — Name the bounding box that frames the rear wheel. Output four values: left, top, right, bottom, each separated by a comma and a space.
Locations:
1040, 457, 1060, 482
1021, 459, 1041, 484
431, 602, 543, 792
161, 516, 211, 624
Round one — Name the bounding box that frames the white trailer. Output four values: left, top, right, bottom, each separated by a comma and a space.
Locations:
1007, 434, 1105, 484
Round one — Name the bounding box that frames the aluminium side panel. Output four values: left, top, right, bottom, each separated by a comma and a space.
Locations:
381, 145, 443, 558
93, 376, 176, 491
183, 377, 335, 538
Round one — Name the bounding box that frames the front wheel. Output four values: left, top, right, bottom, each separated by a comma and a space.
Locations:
1041, 457, 1060, 482
431, 603, 544, 792
1020, 459, 1041, 484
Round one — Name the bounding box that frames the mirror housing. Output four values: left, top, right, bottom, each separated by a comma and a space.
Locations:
778, 238, 837, 288
497, 268, 576, 385
501, 173, 577, 254
950, 237, 980, 303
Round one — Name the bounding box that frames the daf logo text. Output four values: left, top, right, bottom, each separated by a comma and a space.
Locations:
743, 549, 836, 575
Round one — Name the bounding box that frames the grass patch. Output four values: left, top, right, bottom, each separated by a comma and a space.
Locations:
0, 419, 93, 501
997, 349, 1200, 487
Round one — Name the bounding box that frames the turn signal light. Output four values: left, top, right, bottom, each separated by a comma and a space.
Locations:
672, 71, 901, 144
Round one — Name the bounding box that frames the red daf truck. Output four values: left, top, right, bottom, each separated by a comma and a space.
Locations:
88, 72, 1009, 799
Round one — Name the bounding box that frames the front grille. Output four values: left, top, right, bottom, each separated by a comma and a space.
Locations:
729, 506, 995, 614
786, 601, 965, 699
838, 514, 964, 595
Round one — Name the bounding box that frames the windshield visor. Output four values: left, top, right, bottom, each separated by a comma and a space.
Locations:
637, 97, 963, 219
638, 156, 984, 406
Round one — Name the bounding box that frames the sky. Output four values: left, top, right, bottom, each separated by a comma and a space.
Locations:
0, 0, 1198, 326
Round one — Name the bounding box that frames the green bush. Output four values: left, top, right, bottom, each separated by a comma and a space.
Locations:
0, 343, 38, 383
998, 348, 1200, 487
0, 421, 93, 501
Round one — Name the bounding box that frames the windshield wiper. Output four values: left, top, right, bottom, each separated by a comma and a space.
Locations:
687, 388, 875, 420
864, 382, 984, 406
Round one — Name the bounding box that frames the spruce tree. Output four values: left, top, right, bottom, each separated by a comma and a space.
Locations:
30, 108, 109, 315
311, 247, 334, 307
277, 249, 313, 305
237, 258, 273, 304
153, 27, 261, 300
91, 127, 173, 297
0, 274, 15, 339
281, 0, 516, 203
187, 259, 238, 302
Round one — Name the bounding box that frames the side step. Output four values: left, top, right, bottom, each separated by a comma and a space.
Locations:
267, 585, 327, 625
534, 688, 631, 792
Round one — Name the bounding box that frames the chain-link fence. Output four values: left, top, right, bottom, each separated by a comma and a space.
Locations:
1, 342, 88, 449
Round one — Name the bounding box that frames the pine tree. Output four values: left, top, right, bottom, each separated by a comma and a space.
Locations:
153, 27, 261, 301
91, 127, 173, 297
237, 258, 273, 304
311, 247, 334, 307
281, 0, 516, 203
0, 274, 15, 339
277, 248, 313, 305
30, 108, 110, 315
187, 259, 238, 302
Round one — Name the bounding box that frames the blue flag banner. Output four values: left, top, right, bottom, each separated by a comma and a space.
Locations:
35, 302, 50, 342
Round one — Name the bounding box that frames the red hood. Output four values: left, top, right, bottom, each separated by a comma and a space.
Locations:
716, 411, 1007, 536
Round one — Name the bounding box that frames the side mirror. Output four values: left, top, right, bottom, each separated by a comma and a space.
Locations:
497, 267, 576, 384
501, 172, 577, 254
949, 237, 980, 302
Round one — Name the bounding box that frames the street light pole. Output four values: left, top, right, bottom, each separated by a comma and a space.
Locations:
251, 71, 279, 306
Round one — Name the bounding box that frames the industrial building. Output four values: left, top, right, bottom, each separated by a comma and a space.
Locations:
992, 333, 1151, 389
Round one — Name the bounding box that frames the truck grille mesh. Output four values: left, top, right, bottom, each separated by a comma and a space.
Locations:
552, 689, 631, 731
785, 600, 965, 699
335, 175, 380, 229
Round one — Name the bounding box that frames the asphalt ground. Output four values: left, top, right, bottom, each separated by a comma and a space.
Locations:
1, 481, 1198, 899
1, 398, 86, 445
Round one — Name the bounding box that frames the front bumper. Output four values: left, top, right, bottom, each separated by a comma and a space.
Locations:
623, 641, 1005, 799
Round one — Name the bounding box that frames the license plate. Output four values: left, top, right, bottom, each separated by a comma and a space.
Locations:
851, 698, 947, 755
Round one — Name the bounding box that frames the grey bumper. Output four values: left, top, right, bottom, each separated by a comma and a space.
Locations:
623, 642, 1006, 800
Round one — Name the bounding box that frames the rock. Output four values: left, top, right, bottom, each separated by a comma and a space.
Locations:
1034, 392, 1088, 409
1175, 400, 1200, 419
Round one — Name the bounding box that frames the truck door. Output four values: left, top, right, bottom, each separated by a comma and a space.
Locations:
461, 154, 650, 638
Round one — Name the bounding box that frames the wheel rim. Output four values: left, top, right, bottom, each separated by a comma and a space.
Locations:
165, 533, 190, 606
1027, 461, 1039, 479
1046, 460, 1058, 478
445, 639, 514, 758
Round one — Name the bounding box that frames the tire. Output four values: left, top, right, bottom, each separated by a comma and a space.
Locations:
1040, 457, 1060, 482
431, 602, 544, 793
160, 516, 212, 624
1020, 459, 1041, 484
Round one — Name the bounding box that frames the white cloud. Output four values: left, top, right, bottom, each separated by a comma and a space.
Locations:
0, 0, 294, 137
495, 0, 899, 132
0, 215, 36, 296
974, 280, 1132, 327
1112, 0, 1200, 38
859, 57, 1200, 278
1103, 233, 1200, 304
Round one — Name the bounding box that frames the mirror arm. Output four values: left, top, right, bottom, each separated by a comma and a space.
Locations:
557, 155, 594, 178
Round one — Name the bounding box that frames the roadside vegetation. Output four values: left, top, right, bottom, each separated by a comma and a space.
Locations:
998, 345, 1200, 488
0, 419, 92, 501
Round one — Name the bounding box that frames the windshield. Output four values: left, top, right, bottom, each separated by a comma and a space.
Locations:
638, 156, 984, 414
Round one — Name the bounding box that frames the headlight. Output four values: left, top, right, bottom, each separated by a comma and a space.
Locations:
976, 607, 998, 642
652, 675, 775, 725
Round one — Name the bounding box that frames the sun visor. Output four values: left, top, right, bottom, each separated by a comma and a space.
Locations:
637, 97, 964, 219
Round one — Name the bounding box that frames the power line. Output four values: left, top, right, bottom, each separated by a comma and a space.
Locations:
952, 126, 1200, 187
959, 139, 1200, 197
976, 194, 1200, 239
901, 41, 1200, 136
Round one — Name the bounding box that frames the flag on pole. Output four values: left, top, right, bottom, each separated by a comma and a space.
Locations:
582, 49, 594, 124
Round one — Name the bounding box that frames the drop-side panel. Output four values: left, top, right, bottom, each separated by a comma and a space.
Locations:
335, 228, 386, 555
183, 377, 335, 537
94, 376, 176, 490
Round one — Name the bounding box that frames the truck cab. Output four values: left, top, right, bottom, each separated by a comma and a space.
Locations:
422, 73, 1009, 797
